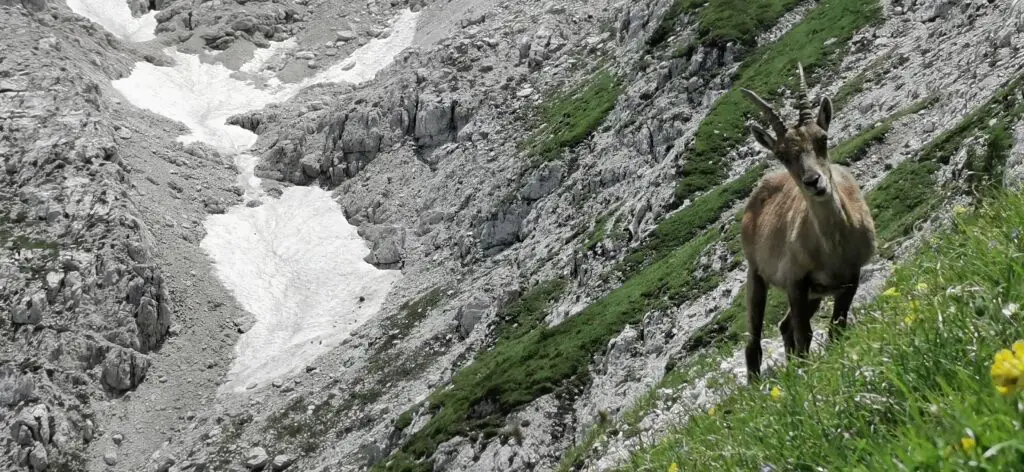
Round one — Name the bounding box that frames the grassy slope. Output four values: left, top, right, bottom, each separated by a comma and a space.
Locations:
521, 70, 622, 165
832, 96, 936, 165
622, 190, 1024, 471
374, 1, 887, 469
648, 0, 801, 51
379, 227, 724, 471
674, 0, 882, 204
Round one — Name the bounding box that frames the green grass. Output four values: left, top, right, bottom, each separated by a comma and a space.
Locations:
373, 287, 446, 355
647, 0, 703, 49
621, 190, 1024, 471
870, 74, 1024, 254
619, 165, 764, 275
376, 229, 725, 471
674, 0, 882, 205
582, 212, 614, 252
493, 279, 568, 343
832, 96, 937, 165
521, 71, 622, 164
648, 0, 801, 51
696, 0, 802, 48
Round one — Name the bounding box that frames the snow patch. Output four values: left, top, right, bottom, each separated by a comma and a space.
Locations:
65, 0, 156, 42
201, 187, 403, 392
302, 9, 420, 86
94, 7, 421, 393
111, 50, 277, 155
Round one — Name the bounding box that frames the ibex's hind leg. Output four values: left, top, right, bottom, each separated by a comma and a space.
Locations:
780, 298, 820, 358
787, 279, 814, 359
830, 280, 859, 343
745, 270, 768, 384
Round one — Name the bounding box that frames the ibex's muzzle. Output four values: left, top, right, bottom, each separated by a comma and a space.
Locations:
801, 172, 827, 196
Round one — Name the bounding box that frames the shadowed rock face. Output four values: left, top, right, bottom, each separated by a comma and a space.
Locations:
254, 89, 475, 186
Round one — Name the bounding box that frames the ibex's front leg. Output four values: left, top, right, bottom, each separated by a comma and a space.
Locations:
780, 298, 821, 358
829, 279, 859, 343
787, 278, 814, 358
745, 269, 768, 384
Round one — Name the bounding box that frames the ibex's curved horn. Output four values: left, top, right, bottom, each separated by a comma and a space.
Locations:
796, 62, 815, 124
740, 88, 787, 137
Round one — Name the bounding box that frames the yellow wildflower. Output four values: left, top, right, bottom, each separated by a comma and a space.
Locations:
770, 386, 782, 401
991, 340, 1024, 396
961, 436, 977, 453
915, 282, 928, 292
668, 463, 680, 472
903, 314, 916, 326
708, 406, 716, 416
953, 205, 968, 216
882, 287, 900, 297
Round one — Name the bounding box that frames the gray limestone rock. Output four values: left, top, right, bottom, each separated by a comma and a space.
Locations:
244, 447, 269, 470
271, 454, 295, 471
101, 348, 151, 392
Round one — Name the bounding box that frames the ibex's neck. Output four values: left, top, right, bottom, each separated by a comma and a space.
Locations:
803, 172, 853, 248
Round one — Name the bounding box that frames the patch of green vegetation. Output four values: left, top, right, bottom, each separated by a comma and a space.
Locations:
395, 410, 414, 430
832, 97, 936, 165
647, 0, 704, 50
870, 74, 1024, 255
376, 229, 722, 471
831, 70, 869, 111
521, 71, 622, 164
374, 287, 446, 354
649, 0, 801, 52
674, 0, 883, 204
621, 189, 1024, 471
830, 53, 903, 111
867, 158, 942, 252
696, 0, 802, 48
494, 279, 568, 343
582, 212, 614, 252
619, 165, 764, 275
1, 214, 61, 276
671, 39, 699, 60
266, 387, 385, 455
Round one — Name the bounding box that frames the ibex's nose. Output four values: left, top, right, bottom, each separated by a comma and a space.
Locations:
802, 173, 821, 190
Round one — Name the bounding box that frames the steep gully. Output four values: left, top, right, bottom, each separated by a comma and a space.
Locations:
65, 0, 418, 393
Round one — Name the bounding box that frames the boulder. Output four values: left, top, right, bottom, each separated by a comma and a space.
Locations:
455, 298, 489, 339
271, 454, 295, 471
245, 447, 269, 470
101, 348, 151, 392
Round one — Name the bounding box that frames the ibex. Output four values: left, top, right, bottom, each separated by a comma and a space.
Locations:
739, 63, 876, 382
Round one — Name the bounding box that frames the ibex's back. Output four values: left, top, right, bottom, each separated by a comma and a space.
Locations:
739, 63, 876, 382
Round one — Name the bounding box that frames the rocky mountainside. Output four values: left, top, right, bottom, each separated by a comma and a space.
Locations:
1, 0, 1022, 471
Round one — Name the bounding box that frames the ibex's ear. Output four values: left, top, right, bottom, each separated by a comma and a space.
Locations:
749, 124, 775, 150
817, 96, 833, 131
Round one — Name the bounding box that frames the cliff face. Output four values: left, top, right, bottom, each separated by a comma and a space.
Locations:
2, 0, 1023, 471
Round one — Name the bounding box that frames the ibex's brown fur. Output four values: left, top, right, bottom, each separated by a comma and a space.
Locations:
740, 64, 876, 382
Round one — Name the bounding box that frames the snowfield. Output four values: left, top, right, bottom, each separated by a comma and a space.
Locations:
202, 187, 403, 392
70, 0, 418, 393
66, 0, 157, 42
